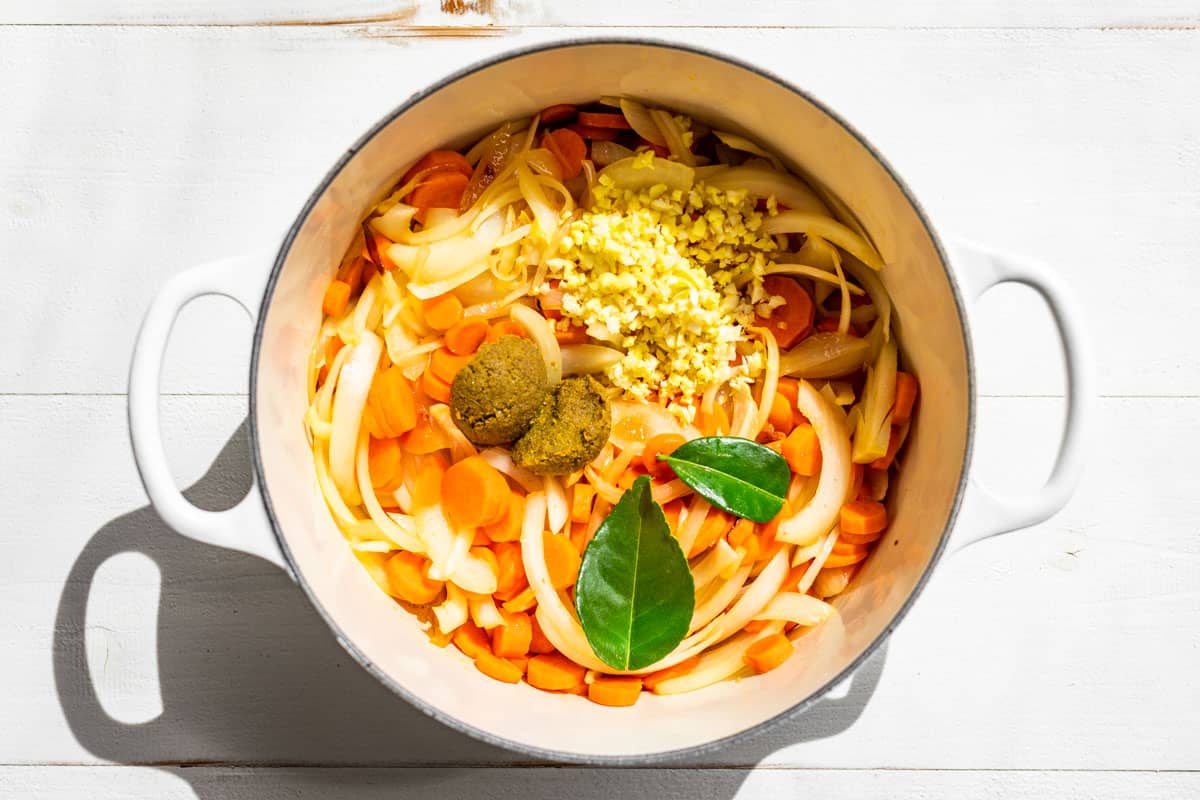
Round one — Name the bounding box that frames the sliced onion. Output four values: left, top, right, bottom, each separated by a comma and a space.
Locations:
690, 563, 751, 633
469, 593, 505, 629
676, 496, 711, 557
329, 332, 382, 504
779, 333, 871, 379
590, 140, 635, 168
777, 382, 853, 545
370, 204, 418, 241
704, 166, 829, 216
619, 98, 666, 146
609, 400, 699, 454
651, 479, 692, 505
560, 344, 622, 376
712, 130, 784, 170
795, 530, 840, 593
598, 155, 694, 193
764, 260, 865, 296
852, 338, 897, 464
478, 448, 544, 493
648, 108, 695, 167
762, 211, 884, 270
387, 213, 504, 295
354, 431, 425, 553
651, 624, 785, 695
429, 403, 477, 463
813, 565, 856, 599
690, 537, 740, 589
450, 550, 498, 595
510, 303, 561, 385
728, 383, 759, 439
416, 504, 470, 582
432, 582, 468, 634
750, 326, 780, 434
525, 147, 564, 181
545, 475, 569, 534
754, 592, 834, 626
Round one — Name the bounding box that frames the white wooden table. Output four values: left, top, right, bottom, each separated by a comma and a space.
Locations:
4, 2, 1199, 797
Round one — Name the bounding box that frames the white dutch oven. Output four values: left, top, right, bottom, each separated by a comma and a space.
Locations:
129, 40, 1091, 763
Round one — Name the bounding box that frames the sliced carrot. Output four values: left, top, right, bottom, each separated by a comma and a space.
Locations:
420, 368, 453, 404
365, 366, 418, 439
453, 621, 492, 660
423, 293, 464, 331
384, 551, 443, 605
642, 433, 686, 479
541, 128, 587, 179
587, 676, 643, 707
662, 499, 684, 536
767, 391, 794, 434
570, 484, 596, 525
529, 615, 557, 655
500, 587, 536, 614
569, 124, 619, 142
492, 541, 528, 601
372, 233, 401, 271
368, 436, 404, 492
870, 427, 904, 470
544, 531, 582, 590
697, 402, 731, 437
848, 463, 865, 501
491, 611, 533, 658
539, 103, 578, 124
727, 517, 755, 548
823, 544, 870, 568
474, 652, 523, 684
486, 319, 529, 342
553, 324, 590, 345
782, 561, 810, 592
444, 317, 490, 355
744, 634, 793, 674
638, 139, 671, 158
782, 423, 821, 477
642, 656, 700, 692
892, 371, 918, 425
527, 653, 587, 691
689, 510, 735, 558
402, 149, 473, 184
743, 619, 771, 634
401, 415, 450, 455
337, 256, 368, 294
481, 492, 525, 543
776, 378, 799, 411
322, 279, 351, 316
569, 521, 589, 555
759, 499, 790, 548
410, 454, 448, 508
577, 111, 632, 130
430, 347, 473, 384
840, 500, 888, 536
758, 276, 815, 349
443, 456, 510, 528
839, 529, 882, 545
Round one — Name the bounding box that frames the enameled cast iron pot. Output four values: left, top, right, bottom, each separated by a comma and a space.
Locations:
129, 40, 1091, 763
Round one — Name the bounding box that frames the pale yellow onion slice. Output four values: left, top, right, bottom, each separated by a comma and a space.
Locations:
763, 260, 865, 296
369, 203, 418, 241
521, 492, 610, 672
328, 332, 382, 504
648, 108, 695, 167
704, 166, 830, 217
510, 302, 562, 385
690, 537, 740, 590
354, 432, 425, 553
728, 383, 759, 439
432, 582, 468, 634
469, 592, 505, 629
675, 496, 712, 557
762, 211, 884, 270
598, 155, 695, 193
449, 549, 499, 595
416, 504, 470, 582
753, 592, 834, 626
544, 475, 570, 535
778, 332, 871, 379
651, 622, 786, 695
561, 344, 622, 376
385, 213, 503, 290
609, 400, 701, 455
851, 338, 898, 464
795, 530, 840, 594
750, 326, 780, 434
516, 162, 559, 240
812, 565, 856, 599
619, 98, 666, 146
777, 381, 853, 545
690, 563, 751, 633
428, 403, 477, 464
651, 479, 692, 505
478, 448, 543, 493
712, 130, 784, 170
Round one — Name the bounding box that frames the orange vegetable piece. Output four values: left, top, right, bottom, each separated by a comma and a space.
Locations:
444, 317, 489, 355
365, 366, 418, 439
782, 423, 821, 477
782, 561, 810, 592
486, 319, 529, 342
453, 621, 492, 660
892, 372, 918, 425
840, 500, 887, 536
337, 256, 368, 294
322, 279, 351, 316
839, 529, 882, 545
576, 111, 632, 129
776, 377, 799, 411
823, 544, 870, 568
661, 499, 684, 535
697, 403, 731, 437
481, 492, 525, 543
430, 347, 473, 384
642, 656, 700, 692
402, 149, 473, 184
443, 456, 510, 528
474, 652, 523, 684
383, 551, 443, 605
767, 391, 794, 434
543, 531, 582, 590
410, 454, 447, 508
745, 634, 794, 674
642, 433, 686, 479
529, 615, 557, 654
409, 171, 469, 212
420, 368, 453, 404
491, 611, 533, 658
553, 324, 591, 345
367, 436, 404, 492
587, 675, 643, 707
541, 128, 587, 179
871, 427, 904, 471
758, 276, 815, 348
689, 510, 735, 558
423, 293, 464, 331
527, 653, 587, 691
539, 103, 577, 124
492, 541, 528, 601
569, 124, 619, 142
570, 484, 596, 525
401, 415, 450, 455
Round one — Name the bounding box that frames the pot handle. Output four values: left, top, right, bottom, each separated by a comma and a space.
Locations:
949, 238, 1093, 549
128, 250, 289, 572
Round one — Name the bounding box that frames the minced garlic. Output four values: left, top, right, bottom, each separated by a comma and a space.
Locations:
542, 164, 780, 412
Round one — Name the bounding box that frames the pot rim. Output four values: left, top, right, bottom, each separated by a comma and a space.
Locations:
248, 35, 975, 766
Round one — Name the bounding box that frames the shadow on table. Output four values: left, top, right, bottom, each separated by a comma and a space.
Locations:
53, 421, 888, 798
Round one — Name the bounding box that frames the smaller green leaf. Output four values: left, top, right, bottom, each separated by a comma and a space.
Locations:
662, 436, 790, 523
575, 476, 695, 671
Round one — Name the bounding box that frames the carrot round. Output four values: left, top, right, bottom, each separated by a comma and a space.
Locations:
642, 656, 700, 693
697, 402, 731, 438
569, 124, 619, 142
401, 416, 450, 455
444, 317, 489, 355
366, 366, 418, 439
410, 455, 447, 508
554, 324, 590, 346
570, 484, 595, 525
410, 171, 469, 222
529, 616, 557, 655
491, 611, 533, 658
642, 432, 686, 479
402, 149, 473, 184
839, 529, 882, 545
492, 541, 528, 601
744, 634, 793, 674
486, 320, 529, 342
840, 500, 887, 535
577, 111, 632, 130
420, 368, 453, 404
891, 372, 919, 425
758, 276, 815, 348
543, 531, 582, 590
423, 293, 464, 331
322, 279, 351, 316
587, 675, 643, 707
776, 377, 800, 412
442, 456, 509, 529
527, 653, 586, 691
453, 621, 492, 660
823, 544, 870, 568
430, 347, 473, 384
539, 103, 577, 124
767, 391, 794, 434
384, 551, 443, 605
481, 493, 525, 543
368, 436, 404, 492
782, 423, 821, 477
474, 652, 523, 684
541, 128, 587, 179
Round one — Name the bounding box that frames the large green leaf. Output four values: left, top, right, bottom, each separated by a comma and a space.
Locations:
575, 476, 694, 671
662, 436, 790, 523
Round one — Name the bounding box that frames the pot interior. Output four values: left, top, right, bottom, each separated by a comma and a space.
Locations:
253, 41, 970, 759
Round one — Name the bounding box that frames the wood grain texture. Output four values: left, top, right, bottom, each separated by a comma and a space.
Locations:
4, 26, 1198, 397
4, 395, 1195, 768
5, 0, 1200, 28
2, 766, 1197, 799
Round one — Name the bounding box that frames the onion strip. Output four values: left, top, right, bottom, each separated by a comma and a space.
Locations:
777, 382, 853, 545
